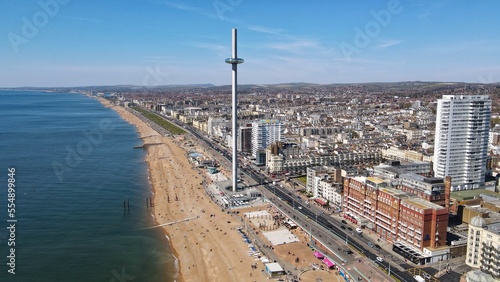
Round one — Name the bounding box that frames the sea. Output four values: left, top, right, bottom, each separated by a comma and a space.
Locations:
0, 90, 177, 282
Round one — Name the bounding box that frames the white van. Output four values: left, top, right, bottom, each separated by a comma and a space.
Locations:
413, 275, 425, 282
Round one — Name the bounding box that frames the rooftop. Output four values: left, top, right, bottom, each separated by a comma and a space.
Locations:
400, 173, 443, 184
366, 176, 385, 184
486, 222, 500, 235
403, 197, 446, 210
451, 189, 500, 201
378, 187, 412, 199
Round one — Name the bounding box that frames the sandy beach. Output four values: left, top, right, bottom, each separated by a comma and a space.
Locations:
97, 98, 266, 282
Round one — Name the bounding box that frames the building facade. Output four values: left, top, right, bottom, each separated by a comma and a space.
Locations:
397, 173, 451, 207
238, 126, 253, 154
343, 176, 449, 264
251, 120, 284, 158
433, 95, 491, 191
466, 216, 500, 279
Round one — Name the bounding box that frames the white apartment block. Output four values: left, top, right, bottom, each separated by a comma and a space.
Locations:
433, 95, 491, 191
251, 120, 284, 158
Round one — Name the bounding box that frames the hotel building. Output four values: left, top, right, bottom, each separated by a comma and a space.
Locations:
343, 176, 449, 264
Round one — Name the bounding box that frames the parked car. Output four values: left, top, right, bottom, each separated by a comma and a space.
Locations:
341, 220, 347, 224
376, 257, 384, 262
368, 242, 374, 248
341, 225, 346, 230
422, 273, 432, 280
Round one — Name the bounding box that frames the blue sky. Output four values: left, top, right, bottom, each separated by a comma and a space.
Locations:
1, 0, 499, 87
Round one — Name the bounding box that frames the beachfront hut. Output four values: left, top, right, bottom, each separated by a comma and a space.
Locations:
313, 251, 324, 259
322, 257, 335, 269
264, 262, 284, 278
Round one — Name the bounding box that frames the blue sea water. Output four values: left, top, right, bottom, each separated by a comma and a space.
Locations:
0, 90, 177, 282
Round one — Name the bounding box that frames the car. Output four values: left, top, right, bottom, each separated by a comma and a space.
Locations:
374, 244, 382, 250
341, 220, 347, 224
341, 225, 346, 230
376, 257, 384, 262
298, 206, 302, 210
368, 242, 374, 248
343, 249, 353, 254
356, 228, 363, 233
422, 273, 432, 280
347, 227, 352, 231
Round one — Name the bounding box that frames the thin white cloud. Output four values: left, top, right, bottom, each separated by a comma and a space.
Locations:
187, 42, 229, 57
155, 0, 218, 20
267, 40, 319, 53
423, 40, 500, 55
374, 39, 402, 50
24, 64, 145, 72
414, 1, 446, 22
332, 56, 401, 66
246, 25, 284, 35
141, 56, 179, 62
61, 16, 103, 23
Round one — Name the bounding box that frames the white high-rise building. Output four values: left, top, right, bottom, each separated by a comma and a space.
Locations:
433, 95, 491, 191
251, 120, 284, 158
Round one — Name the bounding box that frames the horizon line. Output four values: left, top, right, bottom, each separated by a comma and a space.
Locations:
1, 80, 499, 89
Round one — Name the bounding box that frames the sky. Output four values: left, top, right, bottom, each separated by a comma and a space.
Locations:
0, 0, 499, 87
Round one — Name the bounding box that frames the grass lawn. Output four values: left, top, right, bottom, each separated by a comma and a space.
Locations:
132, 107, 186, 135
296, 176, 307, 185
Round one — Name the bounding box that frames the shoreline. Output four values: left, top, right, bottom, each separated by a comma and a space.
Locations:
95, 97, 183, 281
95, 98, 264, 282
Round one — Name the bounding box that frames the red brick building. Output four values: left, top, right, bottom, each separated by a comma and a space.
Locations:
343, 176, 448, 255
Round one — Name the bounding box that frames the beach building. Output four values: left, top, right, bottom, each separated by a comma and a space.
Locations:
264, 262, 285, 278
433, 95, 491, 191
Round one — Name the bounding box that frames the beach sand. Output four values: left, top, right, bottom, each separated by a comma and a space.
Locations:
97, 98, 266, 282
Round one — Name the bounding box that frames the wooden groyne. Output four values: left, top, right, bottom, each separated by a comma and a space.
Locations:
135, 216, 200, 230
134, 142, 163, 149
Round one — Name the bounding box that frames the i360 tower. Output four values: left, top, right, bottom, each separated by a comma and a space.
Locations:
225, 29, 244, 192
433, 95, 491, 191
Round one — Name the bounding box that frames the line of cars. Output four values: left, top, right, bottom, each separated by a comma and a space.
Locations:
340, 219, 382, 251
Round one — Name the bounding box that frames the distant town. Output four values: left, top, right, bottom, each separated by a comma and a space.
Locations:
13, 81, 500, 281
